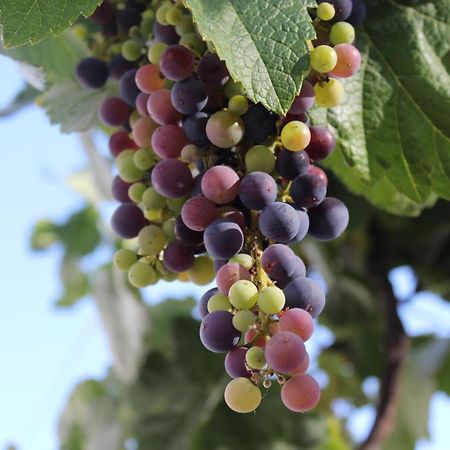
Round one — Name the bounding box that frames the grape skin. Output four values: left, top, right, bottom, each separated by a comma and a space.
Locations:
151, 159, 194, 199
225, 347, 251, 378
198, 287, 218, 319
224, 378, 262, 413
160, 45, 195, 81
204, 219, 244, 259
281, 374, 320, 412
111, 203, 146, 239
308, 197, 349, 240
201, 166, 240, 204
206, 111, 245, 148
283, 277, 326, 318
216, 262, 252, 295
171, 77, 208, 114
261, 244, 298, 282
147, 88, 183, 125
276, 148, 310, 180
279, 308, 314, 341
99, 97, 129, 126
76, 57, 108, 89
163, 240, 195, 272
199, 310, 240, 353
239, 172, 278, 211
264, 331, 307, 374
181, 195, 217, 231
259, 202, 300, 243
290, 172, 327, 209
151, 124, 188, 159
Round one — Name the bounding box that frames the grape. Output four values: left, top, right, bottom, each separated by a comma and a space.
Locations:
276, 256, 307, 288
179, 32, 206, 55
288, 80, 315, 114
280, 374, 320, 412
121, 40, 142, 62
166, 5, 183, 25
245, 346, 266, 369
308, 197, 349, 240
148, 42, 168, 64
167, 196, 189, 213
117, 7, 141, 34
310, 45, 338, 73
132, 116, 159, 148
141, 187, 164, 210
197, 54, 229, 87
198, 287, 218, 318
317, 2, 335, 20
206, 110, 245, 148
137, 224, 166, 255
225, 348, 251, 378
112, 175, 131, 203
261, 244, 297, 282
204, 219, 244, 259
160, 45, 194, 81
281, 121, 311, 152
245, 329, 267, 348
242, 104, 277, 144
174, 216, 203, 246
217, 206, 247, 231
199, 310, 240, 352
153, 21, 179, 45
133, 148, 156, 171
171, 77, 208, 114
258, 286, 285, 314
291, 352, 310, 375
314, 78, 345, 108
182, 112, 210, 148
156, 3, 171, 24
229, 254, 253, 270
279, 308, 314, 341
201, 166, 240, 204
245, 145, 276, 173
228, 95, 249, 115
99, 96, 129, 126
151, 159, 194, 198
290, 172, 327, 209
113, 248, 137, 271
276, 148, 310, 180
188, 256, 215, 285
318, 0, 352, 21
117, 154, 144, 183
224, 378, 261, 413
91, 1, 115, 24
109, 131, 138, 157
347, 0, 367, 26
147, 88, 183, 124
181, 144, 200, 163
264, 331, 306, 374
330, 21, 355, 45
214, 258, 229, 272
111, 203, 146, 239
128, 182, 146, 203
232, 310, 257, 332
181, 196, 217, 231
135, 64, 165, 94
283, 277, 326, 318
136, 92, 150, 115
229, 280, 258, 310
207, 293, 232, 312
223, 79, 245, 98
163, 240, 194, 272
305, 126, 336, 161
216, 262, 251, 295
259, 202, 300, 243
76, 57, 108, 89
108, 54, 135, 81
287, 209, 310, 244
329, 44, 361, 78
151, 124, 187, 159
239, 172, 278, 211
128, 262, 157, 288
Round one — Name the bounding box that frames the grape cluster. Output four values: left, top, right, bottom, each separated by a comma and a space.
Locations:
76, 0, 365, 413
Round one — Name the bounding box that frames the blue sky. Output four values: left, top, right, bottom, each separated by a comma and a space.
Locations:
0, 55, 449, 450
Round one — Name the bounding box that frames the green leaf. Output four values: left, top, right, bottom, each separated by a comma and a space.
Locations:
0, 83, 39, 117
0, 0, 101, 48
184, 0, 316, 114
56, 256, 89, 307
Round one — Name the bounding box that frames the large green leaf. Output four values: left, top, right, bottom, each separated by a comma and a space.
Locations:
184, 0, 316, 115
0, 0, 101, 47
313, 0, 450, 216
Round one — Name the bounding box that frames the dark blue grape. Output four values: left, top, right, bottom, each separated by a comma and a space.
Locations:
308, 197, 349, 240
288, 209, 310, 244
204, 219, 244, 259
111, 203, 146, 238
283, 277, 325, 318
117, 7, 141, 34
153, 22, 179, 45
199, 311, 240, 352
290, 172, 327, 209
214, 258, 229, 272
197, 54, 229, 87
276, 257, 307, 288
151, 159, 194, 199
175, 216, 203, 246
259, 202, 300, 243
242, 104, 277, 144
163, 240, 194, 272
261, 244, 297, 282
198, 287, 218, 319
76, 57, 108, 89
111, 175, 131, 203
119, 69, 140, 106
225, 347, 251, 378
348, 0, 366, 26
182, 112, 210, 148
239, 172, 277, 210
108, 54, 135, 81
276, 148, 310, 180
171, 77, 208, 114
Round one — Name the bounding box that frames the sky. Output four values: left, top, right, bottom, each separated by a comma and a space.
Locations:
0, 55, 449, 450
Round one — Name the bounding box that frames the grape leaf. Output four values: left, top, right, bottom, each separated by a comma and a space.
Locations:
0, 0, 101, 48
312, 0, 450, 216
184, 0, 316, 115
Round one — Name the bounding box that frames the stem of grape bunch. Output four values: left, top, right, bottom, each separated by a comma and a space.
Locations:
78, 0, 364, 413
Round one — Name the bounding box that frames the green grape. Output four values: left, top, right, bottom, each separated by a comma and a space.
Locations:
175, 15, 195, 35
117, 154, 144, 182
310, 45, 337, 73
166, 5, 183, 25
167, 195, 189, 213
314, 78, 345, 108
128, 262, 157, 288
228, 95, 249, 115
207, 293, 232, 312
162, 218, 176, 241
140, 16, 154, 38
122, 40, 142, 62
128, 182, 146, 203
156, 3, 171, 25
113, 248, 137, 272
223, 79, 245, 98
316, 2, 335, 21
245, 145, 276, 173
142, 187, 165, 210
245, 346, 266, 369
330, 21, 355, 45
162, 270, 178, 282
188, 256, 215, 285
205, 110, 245, 148
142, 9, 155, 19
179, 32, 206, 55
229, 280, 258, 310
129, 25, 141, 39
133, 148, 156, 170
280, 121, 311, 152
257, 285, 285, 314
129, 110, 141, 128
148, 42, 168, 64
232, 310, 256, 332
229, 254, 254, 270
224, 378, 262, 413
137, 225, 166, 255
115, 149, 135, 166
180, 144, 200, 163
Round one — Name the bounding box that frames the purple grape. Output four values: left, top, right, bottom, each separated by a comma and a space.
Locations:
214, 258, 229, 272
199, 311, 240, 353
288, 80, 315, 114
160, 45, 194, 81
283, 277, 326, 318
318, 0, 353, 21
147, 89, 183, 125
242, 104, 277, 144
264, 331, 307, 374
111, 203, 146, 238
201, 166, 240, 205
225, 347, 251, 378
175, 216, 204, 246
261, 244, 298, 282
288, 209, 310, 244
276, 148, 310, 181
119, 69, 140, 106
171, 77, 208, 114
151, 124, 187, 159
76, 57, 108, 89
182, 112, 210, 148
192, 171, 205, 197
239, 172, 278, 211
163, 240, 195, 272
112, 175, 131, 203
348, 0, 366, 26
99, 97, 130, 127
116, 7, 141, 34
277, 257, 307, 289
308, 197, 349, 241
153, 22, 179, 45
181, 196, 217, 231
136, 92, 150, 116
290, 172, 327, 209
151, 159, 194, 199
108, 54, 135, 81
259, 202, 300, 243
305, 127, 336, 161
197, 54, 229, 87
91, 1, 115, 24
198, 287, 218, 319
204, 219, 244, 259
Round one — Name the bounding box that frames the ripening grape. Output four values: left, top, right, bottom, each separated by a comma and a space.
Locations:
245, 346, 266, 369
132, 116, 159, 148
201, 166, 240, 204
288, 80, 315, 114
147, 88, 183, 124
216, 262, 252, 295
109, 130, 138, 157
258, 286, 286, 314
207, 293, 232, 312
113, 248, 137, 272
135, 64, 165, 93
122, 39, 142, 61
152, 124, 187, 159
181, 196, 217, 231
264, 331, 307, 374
305, 126, 336, 161
148, 42, 168, 64
224, 378, 262, 413
310, 45, 338, 73
142, 187, 165, 210
206, 110, 245, 148
228, 95, 249, 115
317, 2, 335, 21
198, 288, 218, 319
329, 44, 361, 78
330, 21, 355, 45
133, 147, 156, 171
229, 254, 253, 270
128, 182, 146, 203
280, 374, 320, 412
179, 32, 206, 55
151, 159, 194, 199
160, 45, 195, 81
117, 153, 144, 183
99, 97, 129, 126
281, 121, 311, 152
180, 144, 200, 163
279, 308, 314, 341
318, 0, 353, 21
314, 78, 345, 108
128, 262, 157, 288
165, 5, 183, 25
229, 280, 258, 310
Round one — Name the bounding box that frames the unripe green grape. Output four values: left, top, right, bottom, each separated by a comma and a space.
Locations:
166, 5, 183, 25
113, 248, 137, 271
156, 3, 171, 25
117, 154, 144, 182
310, 45, 337, 73
206, 110, 245, 148
229, 253, 253, 270
142, 187, 166, 210
129, 110, 141, 128
137, 225, 166, 256
228, 95, 249, 115
207, 293, 232, 312
115, 149, 135, 166
162, 218, 176, 241
129, 25, 141, 39
257, 285, 285, 314
188, 256, 215, 285
142, 9, 155, 19
317, 2, 335, 21
128, 182, 146, 203
330, 21, 355, 45
175, 15, 195, 35
223, 79, 245, 98
128, 262, 157, 288
179, 32, 206, 55
245, 346, 266, 369
232, 310, 257, 332
229, 280, 258, 310
280, 121, 311, 152
245, 145, 276, 173
166, 195, 189, 213
163, 270, 178, 282
122, 40, 142, 62
133, 148, 156, 170
140, 17, 154, 38
148, 42, 168, 64
224, 378, 261, 413
180, 144, 200, 163
314, 78, 345, 108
